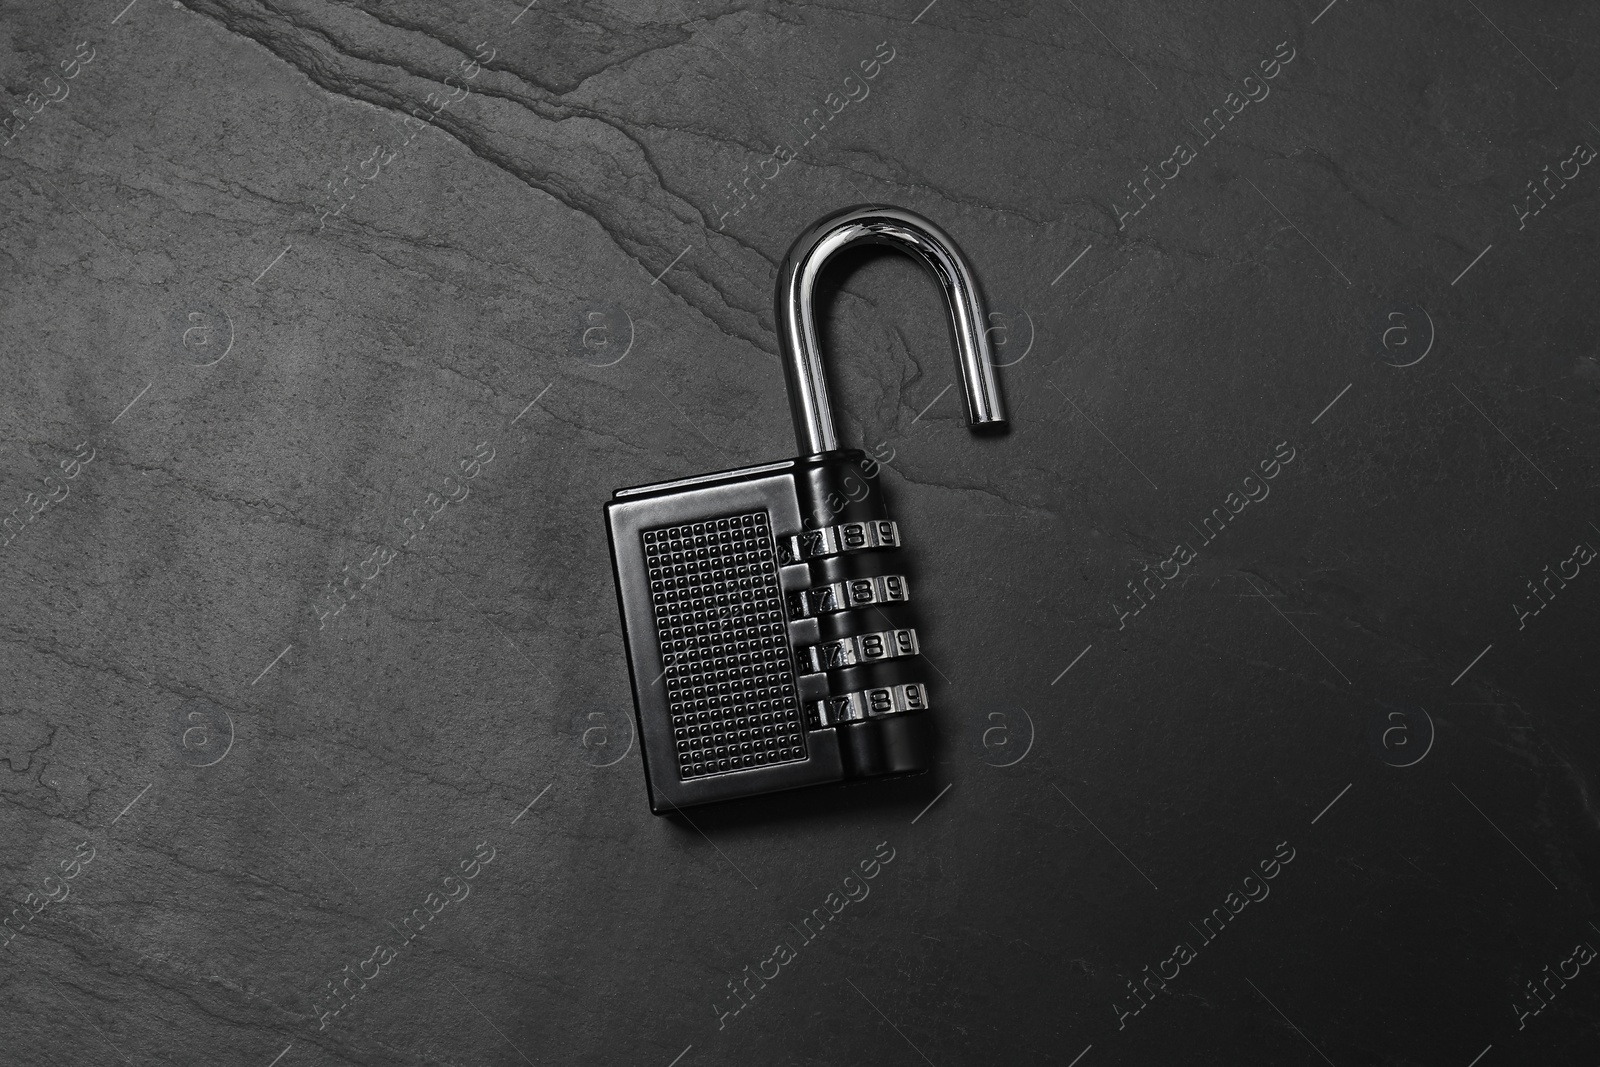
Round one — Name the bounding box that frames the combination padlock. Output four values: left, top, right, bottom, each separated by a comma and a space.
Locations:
605, 205, 1007, 813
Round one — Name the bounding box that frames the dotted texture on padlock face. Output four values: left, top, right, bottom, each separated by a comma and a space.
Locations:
642, 511, 806, 781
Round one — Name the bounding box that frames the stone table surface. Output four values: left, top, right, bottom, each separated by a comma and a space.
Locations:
2, 1, 1598, 1064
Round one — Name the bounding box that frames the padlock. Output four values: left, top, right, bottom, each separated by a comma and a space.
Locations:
605, 205, 1007, 813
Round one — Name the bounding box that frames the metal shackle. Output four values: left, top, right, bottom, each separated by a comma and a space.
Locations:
775, 205, 1008, 456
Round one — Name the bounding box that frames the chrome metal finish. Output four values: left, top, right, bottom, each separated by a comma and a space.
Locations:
795, 627, 921, 674
776, 519, 901, 563
787, 574, 910, 619
810, 682, 930, 727
775, 205, 1008, 455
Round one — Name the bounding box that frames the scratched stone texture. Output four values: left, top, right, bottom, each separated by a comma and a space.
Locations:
1, 0, 1599, 1064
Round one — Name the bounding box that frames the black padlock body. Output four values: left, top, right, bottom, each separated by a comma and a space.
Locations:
825, 657, 926, 696
839, 712, 931, 779
794, 448, 889, 530
813, 601, 918, 641
606, 449, 932, 814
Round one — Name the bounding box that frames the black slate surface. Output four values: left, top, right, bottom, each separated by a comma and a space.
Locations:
1, 1, 1598, 1065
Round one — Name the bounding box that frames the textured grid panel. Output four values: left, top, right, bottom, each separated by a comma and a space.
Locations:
643, 511, 805, 780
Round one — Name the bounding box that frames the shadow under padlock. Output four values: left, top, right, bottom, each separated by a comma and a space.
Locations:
605, 205, 1009, 814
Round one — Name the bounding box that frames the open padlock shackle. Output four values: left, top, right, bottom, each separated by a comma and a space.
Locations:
775, 205, 1008, 456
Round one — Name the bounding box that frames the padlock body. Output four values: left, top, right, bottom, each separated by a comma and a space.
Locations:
606, 449, 931, 814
